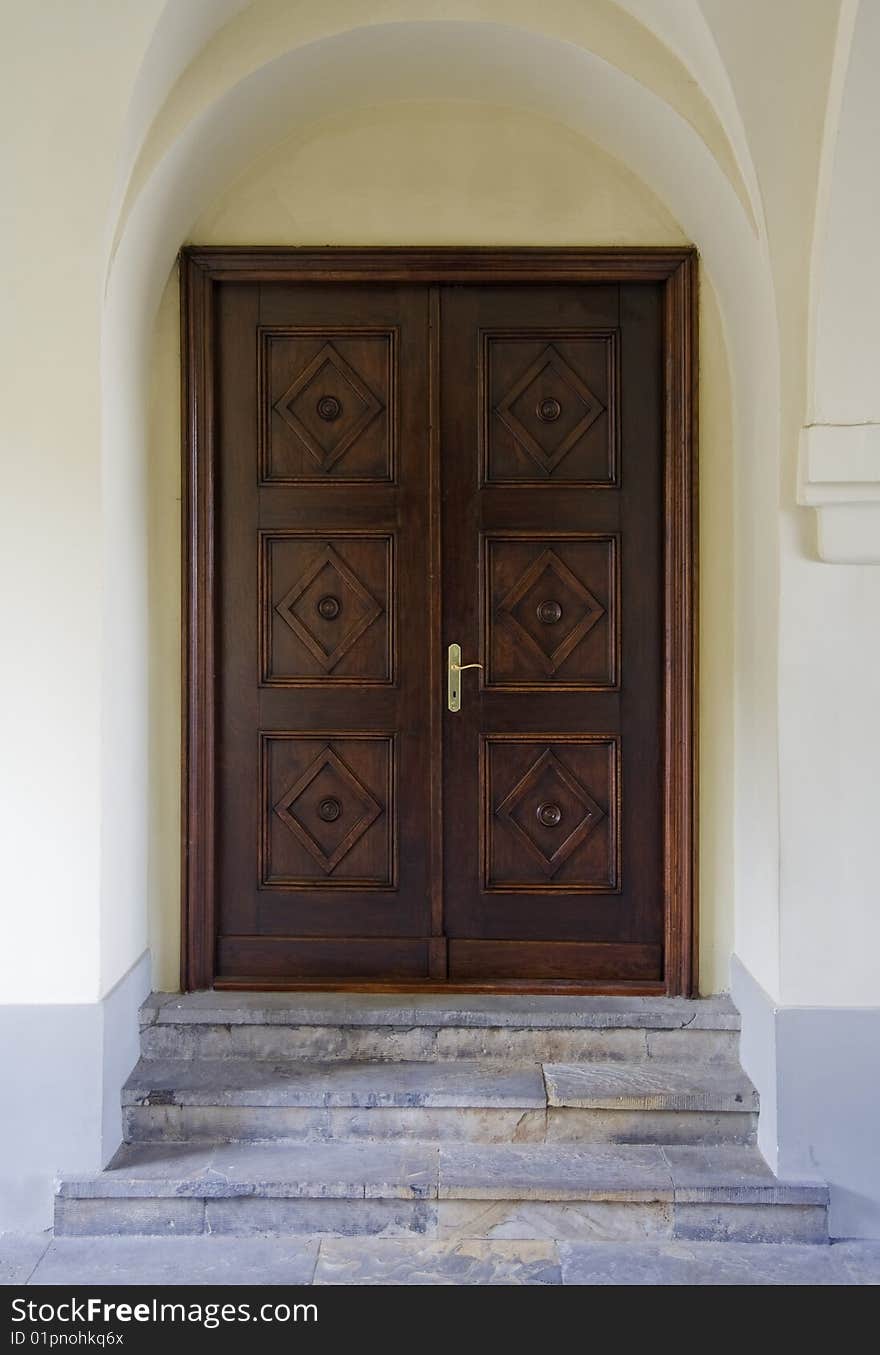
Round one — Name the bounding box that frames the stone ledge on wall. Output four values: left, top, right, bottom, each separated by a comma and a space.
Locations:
799, 423, 880, 563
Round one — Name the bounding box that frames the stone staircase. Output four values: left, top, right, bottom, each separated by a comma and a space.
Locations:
55, 994, 828, 1245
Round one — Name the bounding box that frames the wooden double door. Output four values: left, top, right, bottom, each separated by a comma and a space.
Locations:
184, 250, 696, 993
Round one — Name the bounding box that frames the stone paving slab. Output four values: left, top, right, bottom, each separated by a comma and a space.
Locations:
30, 1235, 320, 1285
123, 1058, 547, 1108
313, 1238, 561, 1285
544, 1060, 757, 1112
831, 1240, 880, 1283
58, 1141, 440, 1200
558, 1240, 859, 1285
0, 1233, 50, 1285
142, 992, 740, 1030
662, 1145, 828, 1204
9, 1234, 875, 1285
438, 1143, 674, 1201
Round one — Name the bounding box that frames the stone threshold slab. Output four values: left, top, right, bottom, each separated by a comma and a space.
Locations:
142, 992, 740, 1031
543, 1061, 758, 1112
122, 1059, 547, 1109
59, 1142, 826, 1208
124, 1054, 756, 1116
436, 1144, 827, 1205
660, 1145, 828, 1205
58, 1142, 440, 1201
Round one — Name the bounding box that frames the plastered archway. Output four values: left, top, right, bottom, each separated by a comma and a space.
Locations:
101, 14, 780, 1011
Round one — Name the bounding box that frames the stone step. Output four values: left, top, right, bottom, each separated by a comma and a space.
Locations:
139, 993, 741, 1064
55, 1142, 827, 1244
121, 1057, 758, 1146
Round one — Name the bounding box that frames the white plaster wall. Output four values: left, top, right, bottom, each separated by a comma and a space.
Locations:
777, 542, 880, 1006
811, 0, 880, 424
698, 0, 841, 1005
776, 0, 880, 1004
0, 0, 164, 1004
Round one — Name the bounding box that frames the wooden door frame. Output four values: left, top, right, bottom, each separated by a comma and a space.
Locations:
180, 246, 698, 995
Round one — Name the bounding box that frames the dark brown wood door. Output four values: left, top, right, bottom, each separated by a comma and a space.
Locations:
440, 285, 664, 983
214, 283, 435, 980
207, 265, 676, 989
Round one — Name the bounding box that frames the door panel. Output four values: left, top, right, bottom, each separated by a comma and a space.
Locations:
483, 330, 618, 484
483, 533, 619, 688
204, 265, 678, 989
214, 284, 432, 981
262, 532, 394, 684
441, 284, 664, 981
483, 735, 620, 892
263, 329, 395, 482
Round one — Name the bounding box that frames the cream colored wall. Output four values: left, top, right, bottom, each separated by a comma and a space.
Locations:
0, 0, 166, 1004
147, 102, 734, 994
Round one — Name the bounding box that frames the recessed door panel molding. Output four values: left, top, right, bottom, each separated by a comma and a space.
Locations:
259, 327, 397, 483
481, 328, 619, 485
441, 278, 670, 984
483, 735, 620, 892
484, 533, 619, 689
260, 532, 394, 685
261, 733, 395, 889
181, 248, 697, 995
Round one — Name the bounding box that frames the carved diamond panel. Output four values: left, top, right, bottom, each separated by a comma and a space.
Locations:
274, 748, 381, 874
484, 737, 619, 892
484, 332, 618, 484
262, 535, 393, 684
262, 330, 395, 482
485, 536, 618, 689
262, 735, 394, 888
497, 346, 603, 474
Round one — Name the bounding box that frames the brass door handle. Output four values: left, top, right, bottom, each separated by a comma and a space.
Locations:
448, 643, 483, 712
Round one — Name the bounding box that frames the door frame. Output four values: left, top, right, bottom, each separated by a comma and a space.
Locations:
180, 246, 698, 995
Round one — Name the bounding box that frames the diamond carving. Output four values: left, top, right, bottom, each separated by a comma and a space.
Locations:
495, 345, 605, 474
274, 343, 384, 472
275, 544, 382, 672
495, 748, 605, 877
273, 746, 382, 875
498, 548, 605, 675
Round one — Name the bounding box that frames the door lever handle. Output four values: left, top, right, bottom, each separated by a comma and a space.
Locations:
448, 643, 483, 712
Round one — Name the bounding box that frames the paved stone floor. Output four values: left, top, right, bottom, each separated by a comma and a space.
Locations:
2, 1233, 879, 1285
